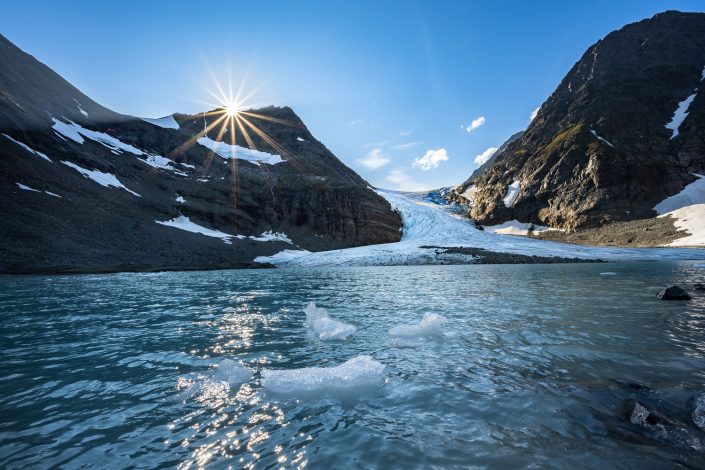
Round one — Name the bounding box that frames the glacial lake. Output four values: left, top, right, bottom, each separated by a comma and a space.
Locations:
2, 262, 705, 469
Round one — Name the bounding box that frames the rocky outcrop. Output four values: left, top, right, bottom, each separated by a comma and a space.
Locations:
452, 11, 705, 231
0, 34, 402, 273
657, 285, 691, 300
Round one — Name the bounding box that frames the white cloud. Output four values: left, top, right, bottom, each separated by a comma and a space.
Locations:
384, 169, 427, 191
392, 141, 424, 150
465, 116, 486, 133
349, 119, 364, 126
357, 148, 390, 170
529, 107, 540, 122
473, 147, 498, 166
399, 130, 412, 137
412, 148, 449, 171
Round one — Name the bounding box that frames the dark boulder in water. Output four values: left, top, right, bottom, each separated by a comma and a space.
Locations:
694, 393, 705, 432
693, 283, 705, 291
657, 286, 691, 300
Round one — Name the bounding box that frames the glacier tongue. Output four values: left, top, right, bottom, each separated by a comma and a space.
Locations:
255, 190, 705, 267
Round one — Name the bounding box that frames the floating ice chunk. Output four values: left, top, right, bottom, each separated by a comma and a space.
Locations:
52, 118, 144, 154
62, 161, 140, 196
196, 136, 284, 165
389, 313, 446, 338
155, 215, 234, 243
141, 115, 179, 129
304, 302, 357, 340
600, 272, 617, 276
503, 179, 521, 207
211, 359, 251, 386
261, 356, 384, 397
3, 134, 52, 162
666, 92, 697, 139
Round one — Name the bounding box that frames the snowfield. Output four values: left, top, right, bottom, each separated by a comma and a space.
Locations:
255, 190, 705, 267
196, 137, 284, 165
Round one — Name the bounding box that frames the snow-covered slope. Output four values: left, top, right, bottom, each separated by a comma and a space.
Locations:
256, 190, 705, 267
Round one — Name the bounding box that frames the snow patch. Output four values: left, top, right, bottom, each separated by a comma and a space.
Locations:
196, 136, 284, 165
175, 195, 186, 204
52, 118, 144, 155
16, 183, 40, 192
666, 93, 697, 139
261, 356, 384, 397
74, 100, 88, 117
155, 216, 234, 243
654, 174, 705, 214
460, 185, 477, 203
304, 302, 356, 340
503, 179, 521, 207
138, 155, 187, 175
255, 249, 310, 264
661, 204, 705, 246
389, 313, 446, 338
61, 161, 140, 197
484, 220, 554, 236
249, 231, 292, 243
591, 129, 614, 147
297, 137, 307, 142
3, 134, 52, 162
141, 115, 179, 130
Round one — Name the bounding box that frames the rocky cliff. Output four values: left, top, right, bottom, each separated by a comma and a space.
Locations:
452, 11, 705, 231
0, 34, 401, 273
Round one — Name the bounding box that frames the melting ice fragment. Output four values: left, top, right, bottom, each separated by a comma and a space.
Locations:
261, 355, 384, 397
304, 302, 357, 340
389, 313, 446, 338
211, 359, 252, 386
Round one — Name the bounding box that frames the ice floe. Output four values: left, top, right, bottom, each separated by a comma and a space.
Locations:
389, 313, 446, 338
256, 190, 705, 267
503, 179, 521, 207
3, 133, 52, 162
261, 356, 384, 397
666, 92, 697, 139
52, 118, 144, 154
304, 302, 357, 340
600, 272, 617, 276
196, 136, 284, 165
155, 216, 234, 243
141, 115, 179, 129
62, 161, 140, 196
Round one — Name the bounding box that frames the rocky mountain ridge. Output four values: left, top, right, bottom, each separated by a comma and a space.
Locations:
0, 34, 402, 273
450, 11, 705, 233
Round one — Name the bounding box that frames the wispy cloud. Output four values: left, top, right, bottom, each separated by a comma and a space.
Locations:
362, 139, 392, 149
392, 141, 424, 150
412, 148, 449, 171
384, 169, 427, 191
399, 130, 412, 137
529, 106, 540, 122
465, 116, 486, 133
473, 146, 498, 166
357, 148, 391, 170
349, 119, 364, 126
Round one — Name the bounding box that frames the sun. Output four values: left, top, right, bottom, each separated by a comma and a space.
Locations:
223, 102, 240, 117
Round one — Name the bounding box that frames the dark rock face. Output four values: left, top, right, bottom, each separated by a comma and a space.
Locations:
657, 285, 691, 300
621, 399, 674, 428
453, 11, 705, 231
0, 34, 402, 274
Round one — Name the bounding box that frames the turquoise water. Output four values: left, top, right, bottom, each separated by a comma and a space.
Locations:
1, 262, 705, 469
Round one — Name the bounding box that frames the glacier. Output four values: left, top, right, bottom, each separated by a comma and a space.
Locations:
255, 190, 705, 267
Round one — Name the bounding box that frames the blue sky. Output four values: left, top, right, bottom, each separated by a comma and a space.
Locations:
2, 1, 704, 190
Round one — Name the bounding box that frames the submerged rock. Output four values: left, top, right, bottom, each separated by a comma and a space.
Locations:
694, 393, 705, 432
693, 283, 705, 291
621, 399, 674, 427
657, 285, 691, 300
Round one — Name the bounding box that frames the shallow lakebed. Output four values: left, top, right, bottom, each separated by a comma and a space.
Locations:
1, 262, 705, 468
